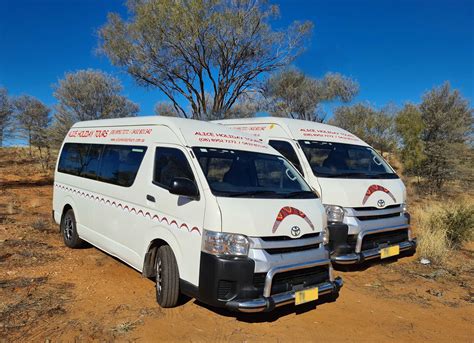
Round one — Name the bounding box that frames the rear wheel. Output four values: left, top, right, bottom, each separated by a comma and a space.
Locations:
60, 209, 85, 248
156, 245, 180, 308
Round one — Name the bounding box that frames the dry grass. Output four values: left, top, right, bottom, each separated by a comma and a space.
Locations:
412, 199, 474, 265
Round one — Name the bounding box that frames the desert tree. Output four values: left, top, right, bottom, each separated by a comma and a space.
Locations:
264, 69, 359, 122
51, 69, 139, 144
418, 82, 472, 192
99, 0, 313, 120
331, 103, 396, 155
13, 95, 51, 155
395, 103, 426, 178
154, 101, 182, 117
0, 87, 14, 147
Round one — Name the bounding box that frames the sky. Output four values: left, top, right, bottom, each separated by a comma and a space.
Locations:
0, 0, 473, 118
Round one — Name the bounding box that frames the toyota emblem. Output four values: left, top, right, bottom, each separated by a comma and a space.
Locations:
377, 199, 385, 208
291, 226, 301, 237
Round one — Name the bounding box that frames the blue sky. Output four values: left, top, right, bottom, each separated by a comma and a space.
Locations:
1, 0, 473, 117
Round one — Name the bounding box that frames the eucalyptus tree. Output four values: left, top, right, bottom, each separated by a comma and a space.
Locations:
51, 69, 139, 144
264, 69, 359, 122
0, 87, 14, 147
99, 0, 312, 120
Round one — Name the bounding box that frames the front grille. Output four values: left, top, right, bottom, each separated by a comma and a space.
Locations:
253, 265, 329, 295
352, 204, 401, 211
357, 212, 401, 221
264, 243, 321, 255
260, 232, 320, 242
361, 230, 408, 250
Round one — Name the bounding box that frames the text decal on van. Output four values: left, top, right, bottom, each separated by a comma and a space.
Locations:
54, 183, 201, 235
272, 207, 314, 234
362, 184, 396, 205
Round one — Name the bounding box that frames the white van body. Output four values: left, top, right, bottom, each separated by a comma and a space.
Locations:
52, 116, 342, 312
214, 117, 417, 265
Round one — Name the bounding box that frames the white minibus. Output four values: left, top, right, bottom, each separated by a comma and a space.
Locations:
52, 116, 342, 312
214, 117, 417, 265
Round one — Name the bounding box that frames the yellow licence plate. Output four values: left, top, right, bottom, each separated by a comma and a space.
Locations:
295, 287, 319, 305
380, 245, 400, 259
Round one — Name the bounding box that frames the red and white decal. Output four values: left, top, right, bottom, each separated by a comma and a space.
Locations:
67, 128, 153, 143
272, 206, 314, 234
299, 128, 360, 142
362, 184, 396, 205
193, 131, 267, 149
55, 183, 201, 235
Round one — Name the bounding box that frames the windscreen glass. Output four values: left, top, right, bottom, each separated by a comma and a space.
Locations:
298, 141, 398, 179
193, 147, 316, 198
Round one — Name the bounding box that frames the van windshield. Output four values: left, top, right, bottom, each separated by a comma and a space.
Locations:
193, 147, 316, 199
298, 141, 398, 179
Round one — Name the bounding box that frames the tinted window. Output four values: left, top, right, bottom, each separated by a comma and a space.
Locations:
81, 144, 103, 179
58, 143, 89, 176
299, 140, 398, 179
154, 148, 195, 189
193, 147, 315, 199
268, 140, 303, 174
98, 145, 147, 187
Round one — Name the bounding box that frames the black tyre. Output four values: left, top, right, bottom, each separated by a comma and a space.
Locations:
156, 245, 180, 308
60, 209, 85, 248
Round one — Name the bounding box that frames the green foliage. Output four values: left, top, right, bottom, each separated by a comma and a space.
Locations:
264, 68, 359, 122
331, 103, 396, 154
51, 69, 139, 145
395, 103, 426, 176
99, 0, 312, 119
440, 203, 474, 248
418, 82, 472, 192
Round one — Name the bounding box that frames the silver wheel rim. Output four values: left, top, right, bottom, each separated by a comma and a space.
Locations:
157, 259, 162, 294
64, 216, 73, 241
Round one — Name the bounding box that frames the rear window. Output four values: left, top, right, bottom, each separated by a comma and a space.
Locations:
57, 143, 147, 187
58, 143, 89, 176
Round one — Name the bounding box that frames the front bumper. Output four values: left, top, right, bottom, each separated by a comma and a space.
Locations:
197, 252, 342, 312
332, 239, 417, 264
226, 277, 343, 313
328, 223, 417, 265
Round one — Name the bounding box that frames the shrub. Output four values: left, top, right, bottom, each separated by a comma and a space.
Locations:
414, 201, 474, 264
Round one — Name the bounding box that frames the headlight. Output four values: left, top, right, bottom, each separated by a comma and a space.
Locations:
202, 230, 250, 257
402, 202, 408, 214
324, 205, 345, 223
322, 226, 330, 245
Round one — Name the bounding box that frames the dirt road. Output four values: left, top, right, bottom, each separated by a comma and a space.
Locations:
1, 182, 473, 342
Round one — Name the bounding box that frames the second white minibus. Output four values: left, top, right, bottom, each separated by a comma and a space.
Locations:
215, 117, 417, 265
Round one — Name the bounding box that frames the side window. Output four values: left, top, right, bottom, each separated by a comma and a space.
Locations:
154, 148, 195, 189
98, 145, 147, 187
58, 143, 89, 176
81, 144, 103, 180
268, 140, 303, 174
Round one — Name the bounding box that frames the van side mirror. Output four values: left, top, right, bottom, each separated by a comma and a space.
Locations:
169, 177, 199, 199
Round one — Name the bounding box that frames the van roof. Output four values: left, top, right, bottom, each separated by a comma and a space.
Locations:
214, 116, 368, 146
71, 116, 275, 153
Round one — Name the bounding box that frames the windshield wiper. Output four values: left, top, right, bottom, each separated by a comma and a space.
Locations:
369, 172, 398, 179
227, 190, 278, 198
283, 190, 316, 198
325, 172, 371, 178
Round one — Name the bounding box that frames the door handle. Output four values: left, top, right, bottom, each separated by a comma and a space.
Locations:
146, 195, 156, 202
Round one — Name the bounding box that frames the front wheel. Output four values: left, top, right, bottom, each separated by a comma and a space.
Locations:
156, 245, 180, 308
60, 209, 85, 248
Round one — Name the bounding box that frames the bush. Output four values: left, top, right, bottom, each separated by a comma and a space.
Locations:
414, 201, 474, 264
440, 204, 474, 248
